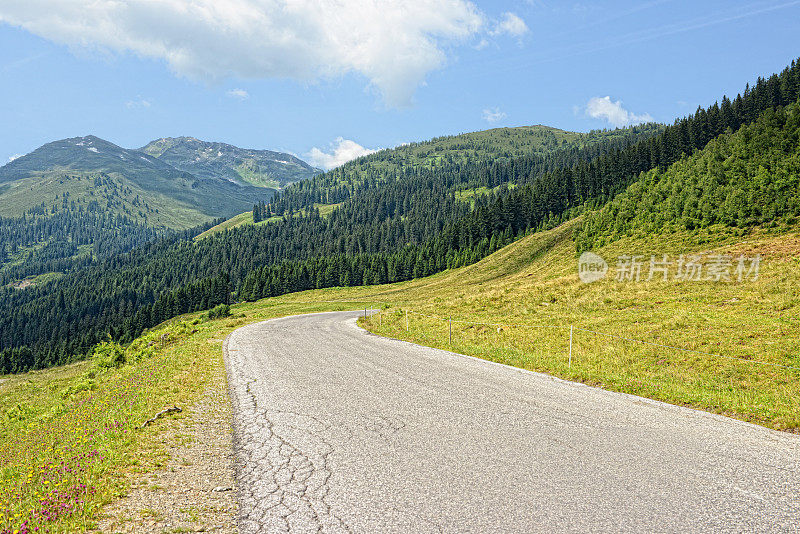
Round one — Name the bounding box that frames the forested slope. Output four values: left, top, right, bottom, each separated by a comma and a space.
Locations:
575, 103, 800, 250
266, 125, 661, 215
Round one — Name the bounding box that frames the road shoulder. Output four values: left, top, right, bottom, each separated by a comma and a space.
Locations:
95, 364, 237, 532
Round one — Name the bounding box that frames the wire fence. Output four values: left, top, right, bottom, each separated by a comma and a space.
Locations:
366, 307, 800, 373
268, 299, 800, 373
270, 300, 798, 428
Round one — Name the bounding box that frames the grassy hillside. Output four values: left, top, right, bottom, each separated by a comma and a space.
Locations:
193, 211, 259, 239
0, 170, 211, 228
356, 220, 799, 431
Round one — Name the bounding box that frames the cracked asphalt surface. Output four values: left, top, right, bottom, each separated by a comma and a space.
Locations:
224, 311, 800, 533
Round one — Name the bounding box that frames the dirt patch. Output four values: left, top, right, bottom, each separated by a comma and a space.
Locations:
95, 373, 237, 533
9, 279, 34, 290
722, 233, 800, 260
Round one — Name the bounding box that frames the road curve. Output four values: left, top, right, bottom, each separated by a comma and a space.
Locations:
224, 311, 799, 533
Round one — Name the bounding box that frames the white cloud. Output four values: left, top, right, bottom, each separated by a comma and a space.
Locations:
491, 12, 529, 37
125, 97, 151, 109
482, 107, 507, 123
7, 153, 23, 163
584, 96, 653, 128
306, 137, 378, 170
0, 0, 489, 107
227, 88, 249, 100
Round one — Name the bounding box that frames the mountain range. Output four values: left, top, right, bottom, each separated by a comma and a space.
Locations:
0, 135, 320, 225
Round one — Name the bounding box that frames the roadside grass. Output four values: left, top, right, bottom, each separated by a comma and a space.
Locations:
351, 220, 800, 431
0, 301, 372, 533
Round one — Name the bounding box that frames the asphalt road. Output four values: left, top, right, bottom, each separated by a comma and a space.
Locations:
224, 311, 800, 533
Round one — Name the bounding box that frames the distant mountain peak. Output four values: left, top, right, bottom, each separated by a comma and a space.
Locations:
69, 134, 111, 145
139, 136, 320, 188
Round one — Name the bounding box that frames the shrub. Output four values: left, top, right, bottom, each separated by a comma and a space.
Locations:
92, 340, 126, 369
207, 304, 231, 320
61, 379, 97, 398
3, 402, 33, 422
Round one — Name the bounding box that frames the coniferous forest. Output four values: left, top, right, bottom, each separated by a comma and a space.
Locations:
1, 58, 799, 374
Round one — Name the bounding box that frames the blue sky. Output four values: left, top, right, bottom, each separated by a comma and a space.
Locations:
1, 0, 798, 169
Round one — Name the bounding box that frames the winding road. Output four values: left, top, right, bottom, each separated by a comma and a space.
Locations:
224, 311, 799, 533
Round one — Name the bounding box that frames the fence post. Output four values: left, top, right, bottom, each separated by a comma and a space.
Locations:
568, 324, 574, 368
379, 308, 382, 326
365, 307, 367, 319
405, 310, 409, 332
449, 316, 452, 344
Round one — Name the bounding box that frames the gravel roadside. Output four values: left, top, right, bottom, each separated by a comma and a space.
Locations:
95, 369, 237, 533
